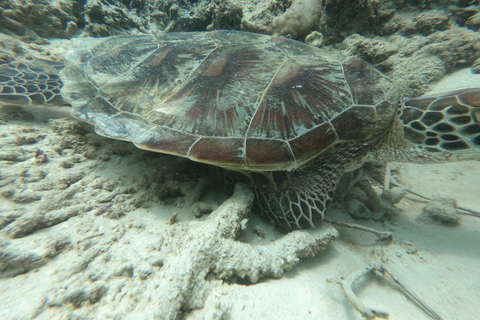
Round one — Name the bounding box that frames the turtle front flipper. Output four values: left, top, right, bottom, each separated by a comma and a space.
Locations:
252, 147, 355, 229
385, 88, 480, 162
0, 59, 66, 106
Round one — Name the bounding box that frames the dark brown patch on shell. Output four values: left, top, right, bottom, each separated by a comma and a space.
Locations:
188, 137, 244, 166
245, 138, 294, 169
134, 126, 198, 157
288, 123, 337, 165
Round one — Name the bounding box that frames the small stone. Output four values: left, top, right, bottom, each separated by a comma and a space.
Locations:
381, 186, 407, 205
168, 212, 178, 224
103, 181, 117, 191
138, 267, 153, 280
421, 199, 460, 225
65, 21, 78, 38
60, 161, 74, 169
1, 189, 15, 198
193, 201, 215, 218
24, 136, 38, 144
346, 199, 372, 219
150, 258, 164, 268
253, 226, 268, 238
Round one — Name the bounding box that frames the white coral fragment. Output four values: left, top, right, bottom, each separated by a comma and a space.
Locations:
268, 0, 323, 39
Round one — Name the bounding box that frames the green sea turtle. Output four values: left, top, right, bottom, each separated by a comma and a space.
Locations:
1, 30, 479, 229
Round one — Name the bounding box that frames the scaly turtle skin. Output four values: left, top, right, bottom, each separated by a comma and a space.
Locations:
1, 30, 480, 229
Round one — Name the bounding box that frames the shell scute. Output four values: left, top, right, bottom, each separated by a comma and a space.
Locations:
342, 57, 394, 106
188, 137, 245, 167
95, 112, 151, 140
71, 96, 119, 124
331, 105, 378, 140
245, 138, 295, 169
288, 123, 338, 166
134, 126, 198, 157
246, 58, 352, 141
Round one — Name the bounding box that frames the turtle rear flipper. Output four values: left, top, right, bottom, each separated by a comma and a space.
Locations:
0, 59, 66, 106
392, 88, 480, 162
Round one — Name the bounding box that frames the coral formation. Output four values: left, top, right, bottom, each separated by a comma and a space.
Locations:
267, 0, 323, 39
305, 31, 324, 47
339, 27, 480, 96
0, 0, 83, 39
467, 12, 480, 31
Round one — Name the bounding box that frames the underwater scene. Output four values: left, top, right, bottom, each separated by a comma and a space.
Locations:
0, 0, 479, 319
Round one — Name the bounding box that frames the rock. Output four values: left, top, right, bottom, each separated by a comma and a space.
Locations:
0, 0, 83, 38
414, 9, 451, 35
420, 198, 460, 225
339, 34, 399, 63
305, 31, 324, 47
346, 199, 373, 220
466, 12, 480, 31
381, 187, 407, 205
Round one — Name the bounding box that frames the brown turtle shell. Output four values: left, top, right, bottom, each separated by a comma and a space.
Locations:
61, 30, 398, 171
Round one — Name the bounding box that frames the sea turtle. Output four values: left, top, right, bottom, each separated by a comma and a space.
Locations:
1, 30, 479, 229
